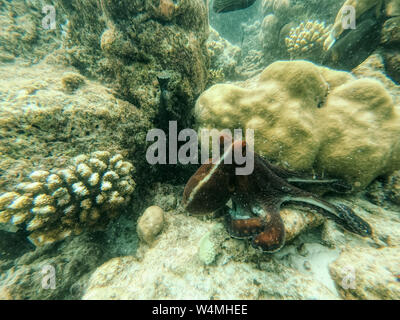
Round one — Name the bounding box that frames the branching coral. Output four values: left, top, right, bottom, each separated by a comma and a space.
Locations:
285, 20, 330, 59
0, 151, 135, 246
206, 27, 241, 81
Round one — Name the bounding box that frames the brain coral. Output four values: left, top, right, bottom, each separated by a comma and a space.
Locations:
194, 60, 400, 190
0, 151, 135, 246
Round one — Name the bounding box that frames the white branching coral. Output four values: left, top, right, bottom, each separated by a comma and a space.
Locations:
285, 20, 330, 59
0, 151, 136, 246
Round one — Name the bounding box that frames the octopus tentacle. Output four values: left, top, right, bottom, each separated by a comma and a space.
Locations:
228, 193, 286, 252
251, 201, 286, 252
268, 160, 352, 193
227, 216, 265, 239
286, 177, 352, 193
255, 155, 372, 237
284, 195, 372, 237
183, 135, 373, 255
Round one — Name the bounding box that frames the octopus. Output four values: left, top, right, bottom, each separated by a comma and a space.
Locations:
182, 135, 372, 253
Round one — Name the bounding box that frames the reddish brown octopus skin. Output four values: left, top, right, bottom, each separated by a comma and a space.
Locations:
182, 137, 243, 215
182, 160, 233, 215
182, 136, 372, 253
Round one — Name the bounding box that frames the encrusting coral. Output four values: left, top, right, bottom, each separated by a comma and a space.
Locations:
0, 151, 135, 246
285, 20, 330, 60
194, 60, 400, 190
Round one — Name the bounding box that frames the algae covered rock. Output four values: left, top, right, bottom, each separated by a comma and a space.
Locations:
59, 0, 210, 127
329, 246, 400, 300
61, 72, 85, 93
0, 0, 62, 63
0, 61, 151, 192
195, 60, 400, 190
0, 233, 107, 300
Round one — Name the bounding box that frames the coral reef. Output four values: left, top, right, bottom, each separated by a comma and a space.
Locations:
206, 27, 241, 83
0, 151, 135, 246
259, 14, 280, 46
235, 49, 265, 79
0, 0, 63, 63
259, 0, 342, 66
285, 20, 330, 61
194, 60, 400, 190
1, 0, 399, 302
0, 61, 151, 193
137, 205, 165, 245
58, 0, 210, 127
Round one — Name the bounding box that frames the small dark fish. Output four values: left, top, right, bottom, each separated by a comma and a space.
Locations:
213, 0, 257, 13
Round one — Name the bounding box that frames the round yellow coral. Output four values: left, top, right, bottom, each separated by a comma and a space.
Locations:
195, 60, 400, 190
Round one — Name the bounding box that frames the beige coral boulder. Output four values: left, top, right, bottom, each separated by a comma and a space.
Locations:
194, 60, 400, 190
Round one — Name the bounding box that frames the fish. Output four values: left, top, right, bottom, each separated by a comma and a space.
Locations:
212, 0, 257, 13
324, 0, 383, 51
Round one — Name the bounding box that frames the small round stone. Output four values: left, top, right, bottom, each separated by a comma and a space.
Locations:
137, 205, 165, 245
